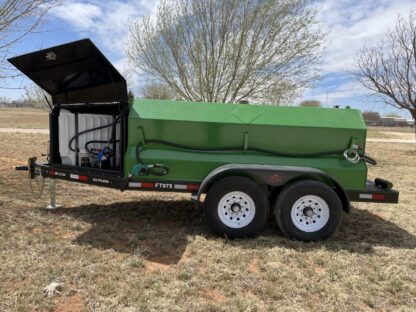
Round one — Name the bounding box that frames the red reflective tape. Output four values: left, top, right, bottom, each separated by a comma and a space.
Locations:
141, 182, 154, 188
372, 194, 385, 200
79, 175, 88, 181
187, 184, 200, 191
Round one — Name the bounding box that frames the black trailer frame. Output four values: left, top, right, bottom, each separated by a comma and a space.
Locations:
22, 157, 399, 206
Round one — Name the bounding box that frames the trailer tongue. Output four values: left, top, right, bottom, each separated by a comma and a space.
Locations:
9, 39, 399, 241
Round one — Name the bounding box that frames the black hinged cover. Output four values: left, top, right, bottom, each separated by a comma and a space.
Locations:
8, 39, 127, 105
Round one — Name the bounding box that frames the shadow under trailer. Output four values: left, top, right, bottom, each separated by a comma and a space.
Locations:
10, 39, 399, 241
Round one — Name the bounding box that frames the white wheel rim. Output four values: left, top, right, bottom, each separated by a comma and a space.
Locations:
218, 191, 256, 228
290, 195, 330, 232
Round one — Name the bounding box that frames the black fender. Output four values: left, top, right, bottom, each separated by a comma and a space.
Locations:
197, 164, 350, 212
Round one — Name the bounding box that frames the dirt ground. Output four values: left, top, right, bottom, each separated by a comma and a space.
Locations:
0, 110, 415, 311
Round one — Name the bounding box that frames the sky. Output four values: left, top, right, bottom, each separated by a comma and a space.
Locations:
1, 0, 414, 119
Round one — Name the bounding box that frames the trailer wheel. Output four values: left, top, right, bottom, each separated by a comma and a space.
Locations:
274, 180, 342, 241
204, 177, 269, 238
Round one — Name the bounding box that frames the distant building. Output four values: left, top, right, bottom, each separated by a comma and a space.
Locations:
377, 116, 409, 127
0, 101, 32, 108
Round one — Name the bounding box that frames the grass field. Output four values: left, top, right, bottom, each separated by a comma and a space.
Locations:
0, 108, 49, 129
367, 127, 415, 140
0, 109, 415, 311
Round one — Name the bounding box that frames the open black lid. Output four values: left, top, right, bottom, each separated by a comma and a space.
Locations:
8, 39, 127, 105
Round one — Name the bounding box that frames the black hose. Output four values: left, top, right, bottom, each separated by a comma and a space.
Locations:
69, 122, 118, 152
136, 144, 144, 163
135, 139, 376, 176
363, 154, 377, 165
85, 140, 120, 154
135, 144, 169, 176
149, 164, 169, 176
134, 139, 347, 177
142, 139, 346, 158
68, 106, 128, 153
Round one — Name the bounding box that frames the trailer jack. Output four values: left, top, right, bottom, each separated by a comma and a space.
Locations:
16, 157, 61, 209
46, 179, 61, 210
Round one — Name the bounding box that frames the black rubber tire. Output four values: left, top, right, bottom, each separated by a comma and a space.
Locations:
204, 176, 269, 238
274, 180, 343, 241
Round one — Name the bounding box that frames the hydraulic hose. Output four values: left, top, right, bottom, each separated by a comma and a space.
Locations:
134, 140, 346, 177
363, 154, 377, 165
135, 144, 169, 176
85, 140, 120, 154
136, 139, 377, 166
69, 120, 118, 153
68, 106, 128, 153
142, 139, 346, 158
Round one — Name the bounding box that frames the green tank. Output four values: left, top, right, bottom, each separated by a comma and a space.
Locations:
125, 99, 367, 190
9, 39, 398, 241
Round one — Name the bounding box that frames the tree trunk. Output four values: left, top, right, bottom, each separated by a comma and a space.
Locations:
413, 121, 416, 140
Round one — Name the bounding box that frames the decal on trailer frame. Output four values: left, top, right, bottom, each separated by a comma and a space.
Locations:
92, 178, 110, 184
155, 183, 174, 189
128, 182, 200, 191
359, 193, 385, 200
49, 170, 66, 177
70, 174, 88, 181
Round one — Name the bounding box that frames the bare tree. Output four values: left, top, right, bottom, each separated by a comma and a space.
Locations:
384, 112, 402, 118
0, 95, 11, 103
140, 82, 176, 100
300, 100, 321, 107
20, 83, 51, 109
263, 80, 303, 106
361, 111, 381, 126
0, 0, 60, 80
362, 111, 381, 120
128, 0, 324, 104
354, 10, 416, 133
128, 90, 135, 103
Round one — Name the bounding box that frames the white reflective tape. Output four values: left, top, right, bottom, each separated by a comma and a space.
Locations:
359, 194, 372, 199
129, 182, 142, 187
70, 174, 79, 180
174, 184, 187, 190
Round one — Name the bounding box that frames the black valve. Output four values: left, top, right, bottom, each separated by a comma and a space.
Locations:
375, 178, 393, 190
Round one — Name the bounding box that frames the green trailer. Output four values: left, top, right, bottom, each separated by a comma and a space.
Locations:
10, 39, 399, 241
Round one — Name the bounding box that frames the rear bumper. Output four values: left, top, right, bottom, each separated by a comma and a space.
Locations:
346, 180, 399, 204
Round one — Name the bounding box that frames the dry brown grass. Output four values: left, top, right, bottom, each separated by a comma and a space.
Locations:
0, 108, 49, 129
368, 126, 414, 134
367, 126, 415, 140
0, 113, 415, 311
